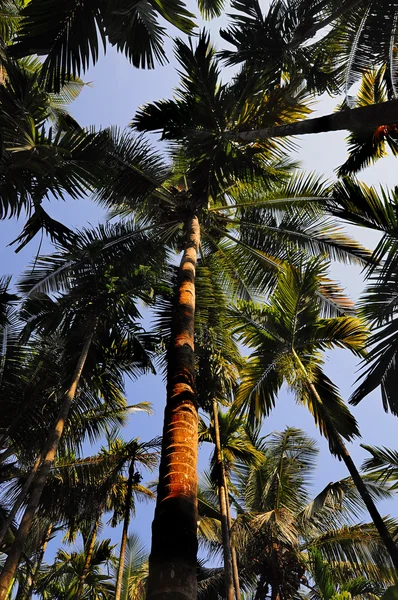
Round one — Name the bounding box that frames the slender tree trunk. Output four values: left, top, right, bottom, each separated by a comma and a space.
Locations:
75, 510, 101, 600
212, 400, 234, 600
224, 479, 241, 599
147, 215, 200, 600
293, 351, 398, 572
115, 460, 136, 600
233, 99, 398, 141
24, 523, 53, 600
337, 440, 398, 571
0, 329, 95, 600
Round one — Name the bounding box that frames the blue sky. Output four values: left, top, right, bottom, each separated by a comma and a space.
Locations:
1, 0, 398, 570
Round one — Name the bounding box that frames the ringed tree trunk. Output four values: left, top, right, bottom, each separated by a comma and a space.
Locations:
293, 351, 398, 572
233, 99, 398, 142
75, 509, 102, 600
212, 399, 235, 600
115, 460, 136, 600
0, 328, 96, 600
147, 215, 200, 600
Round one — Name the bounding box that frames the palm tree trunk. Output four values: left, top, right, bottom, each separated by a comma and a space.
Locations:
147, 215, 200, 600
336, 440, 398, 571
233, 98, 398, 141
24, 523, 53, 600
293, 351, 398, 571
212, 399, 235, 600
224, 479, 241, 599
75, 510, 101, 600
0, 328, 95, 600
115, 460, 135, 600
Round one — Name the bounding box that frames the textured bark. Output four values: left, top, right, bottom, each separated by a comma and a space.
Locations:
0, 329, 95, 600
75, 511, 101, 600
234, 99, 398, 141
147, 216, 200, 600
293, 351, 398, 572
212, 400, 235, 600
115, 460, 135, 600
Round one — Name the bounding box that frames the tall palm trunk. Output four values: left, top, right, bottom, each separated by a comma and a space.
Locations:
147, 215, 200, 600
0, 329, 95, 600
24, 523, 53, 600
212, 399, 235, 600
293, 350, 398, 571
235, 98, 398, 142
115, 460, 136, 600
75, 510, 102, 600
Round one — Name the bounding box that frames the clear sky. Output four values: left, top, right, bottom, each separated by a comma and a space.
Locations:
1, 0, 397, 567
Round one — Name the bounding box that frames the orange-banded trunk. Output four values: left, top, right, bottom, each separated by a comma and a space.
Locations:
0, 328, 95, 600
147, 215, 200, 600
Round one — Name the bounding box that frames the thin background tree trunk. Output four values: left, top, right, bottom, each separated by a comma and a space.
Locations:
147, 215, 200, 600
24, 522, 53, 600
293, 350, 398, 572
115, 460, 136, 600
0, 328, 95, 600
75, 510, 102, 600
224, 478, 241, 599
212, 399, 235, 600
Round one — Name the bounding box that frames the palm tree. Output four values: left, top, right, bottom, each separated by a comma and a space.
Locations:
326, 179, 398, 415
0, 50, 114, 243
220, 0, 398, 143
336, 68, 398, 176
199, 409, 262, 600
37, 538, 116, 599
0, 225, 164, 599
90, 436, 159, 600
111, 534, 148, 600
118, 31, 370, 598
231, 257, 398, 568
198, 428, 395, 600
9, 0, 196, 92
306, 548, 385, 600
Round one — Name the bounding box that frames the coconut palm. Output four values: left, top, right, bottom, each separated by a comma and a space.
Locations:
336, 68, 398, 176
199, 409, 262, 600
0, 225, 164, 599
124, 30, 371, 599
111, 533, 148, 600
325, 179, 398, 416
219, 0, 398, 143
198, 428, 395, 600
36, 538, 116, 600
305, 548, 385, 600
9, 0, 196, 92
231, 257, 398, 568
